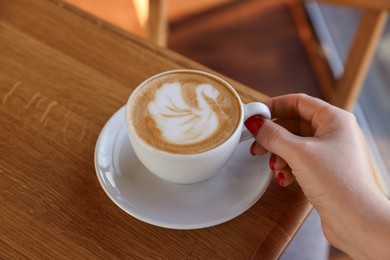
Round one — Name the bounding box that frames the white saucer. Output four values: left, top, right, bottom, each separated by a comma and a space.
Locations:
95, 106, 272, 229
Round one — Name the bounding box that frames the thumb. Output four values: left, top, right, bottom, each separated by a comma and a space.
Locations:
245, 116, 300, 160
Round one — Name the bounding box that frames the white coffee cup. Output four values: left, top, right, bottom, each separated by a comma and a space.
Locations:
125, 70, 271, 184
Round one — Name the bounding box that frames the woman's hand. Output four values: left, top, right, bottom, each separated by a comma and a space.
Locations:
245, 94, 390, 259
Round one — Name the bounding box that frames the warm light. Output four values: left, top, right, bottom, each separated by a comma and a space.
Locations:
133, 0, 149, 28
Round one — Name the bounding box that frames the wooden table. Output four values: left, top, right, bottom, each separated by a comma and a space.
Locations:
0, 0, 311, 258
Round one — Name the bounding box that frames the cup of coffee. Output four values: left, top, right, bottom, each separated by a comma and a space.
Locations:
125, 69, 270, 184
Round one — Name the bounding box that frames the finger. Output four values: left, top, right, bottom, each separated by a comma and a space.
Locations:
254, 118, 302, 161
269, 153, 288, 172
273, 118, 314, 137
264, 94, 336, 129
275, 167, 295, 187
270, 154, 294, 186
264, 94, 329, 119
250, 141, 268, 156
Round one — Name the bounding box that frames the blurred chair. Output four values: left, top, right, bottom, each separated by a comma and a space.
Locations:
133, 0, 167, 46
304, 0, 389, 111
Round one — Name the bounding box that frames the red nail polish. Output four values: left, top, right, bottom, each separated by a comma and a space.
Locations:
269, 153, 276, 171
277, 172, 284, 186
250, 142, 256, 156
244, 115, 264, 136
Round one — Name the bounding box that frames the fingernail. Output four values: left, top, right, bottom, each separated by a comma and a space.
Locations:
250, 142, 256, 156
269, 153, 276, 171
277, 172, 284, 186
244, 115, 264, 136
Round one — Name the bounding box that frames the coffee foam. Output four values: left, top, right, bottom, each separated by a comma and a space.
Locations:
148, 82, 220, 145
127, 71, 241, 154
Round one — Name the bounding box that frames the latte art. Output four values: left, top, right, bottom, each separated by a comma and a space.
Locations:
127, 71, 241, 154
148, 82, 222, 145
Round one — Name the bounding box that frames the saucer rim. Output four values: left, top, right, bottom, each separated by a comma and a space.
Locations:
94, 106, 272, 229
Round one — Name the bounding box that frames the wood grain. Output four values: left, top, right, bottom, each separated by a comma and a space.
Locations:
0, 0, 311, 258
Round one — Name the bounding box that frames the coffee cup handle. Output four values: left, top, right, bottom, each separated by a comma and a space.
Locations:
240, 102, 271, 143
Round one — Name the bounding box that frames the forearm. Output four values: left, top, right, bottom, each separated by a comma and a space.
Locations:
341, 193, 390, 259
